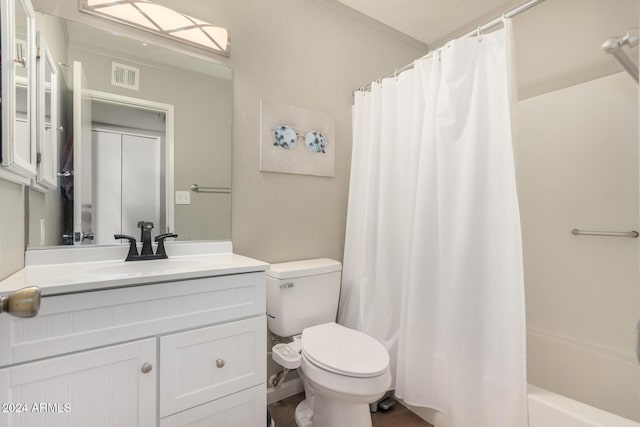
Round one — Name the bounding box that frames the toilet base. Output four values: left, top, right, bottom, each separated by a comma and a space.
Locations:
294, 395, 373, 427
295, 399, 313, 427
310, 393, 373, 427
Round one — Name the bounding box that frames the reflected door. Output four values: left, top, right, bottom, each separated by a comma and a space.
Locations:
93, 129, 160, 245
72, 61, 92, 244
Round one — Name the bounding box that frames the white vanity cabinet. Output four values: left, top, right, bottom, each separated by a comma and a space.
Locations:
0, 269, 267, 427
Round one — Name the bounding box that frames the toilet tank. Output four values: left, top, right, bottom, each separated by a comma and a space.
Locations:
266, 258, 342, 337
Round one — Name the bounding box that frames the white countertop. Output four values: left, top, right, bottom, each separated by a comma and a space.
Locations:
0, 241, 269, 296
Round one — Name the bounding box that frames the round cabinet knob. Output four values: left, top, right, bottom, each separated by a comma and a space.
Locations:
141, 363, 153, 374
0, 287, 41, 318
216, 359, 225, 368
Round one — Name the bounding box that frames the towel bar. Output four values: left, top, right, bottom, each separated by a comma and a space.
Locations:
571, 229, 639, 238
190, 184, 231, 194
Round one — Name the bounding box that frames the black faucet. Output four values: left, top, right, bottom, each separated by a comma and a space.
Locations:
138, 221, 155, 256
114, 221, 178, 261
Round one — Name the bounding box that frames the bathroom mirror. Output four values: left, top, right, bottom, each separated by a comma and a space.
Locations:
26, 12, 232, 248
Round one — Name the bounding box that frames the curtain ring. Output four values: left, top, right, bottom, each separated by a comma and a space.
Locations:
476, 26, 481, 37
394, 69, 398, 80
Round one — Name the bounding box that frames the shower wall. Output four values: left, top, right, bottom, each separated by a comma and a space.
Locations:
515, 72, 640, 422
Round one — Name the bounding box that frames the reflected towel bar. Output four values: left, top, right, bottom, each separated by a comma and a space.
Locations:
190, 184, 231, 194
571, 229, 639, 238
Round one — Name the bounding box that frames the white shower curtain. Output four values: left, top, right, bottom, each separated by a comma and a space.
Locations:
339, 21, 527, 427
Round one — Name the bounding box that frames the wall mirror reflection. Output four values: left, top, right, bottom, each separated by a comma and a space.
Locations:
33, 33, 59, 191
26, 11, 233, 249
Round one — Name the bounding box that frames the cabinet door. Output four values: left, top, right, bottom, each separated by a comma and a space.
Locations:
0, 338, 156, 427
34, 34, 58, 190
0, 0, 37, 184
160, 384, 266, 427
160, 316, 266, 417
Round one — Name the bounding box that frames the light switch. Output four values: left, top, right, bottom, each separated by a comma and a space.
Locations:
176, 191, 191, 205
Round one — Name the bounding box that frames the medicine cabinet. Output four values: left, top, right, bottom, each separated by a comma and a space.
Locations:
0, 0, 37, 184
33, 33, 58, 191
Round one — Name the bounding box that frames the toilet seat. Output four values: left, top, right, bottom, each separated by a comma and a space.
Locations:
301, 322, 389, 378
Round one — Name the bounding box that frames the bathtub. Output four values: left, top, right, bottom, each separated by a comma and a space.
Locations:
528, 385, 640, 427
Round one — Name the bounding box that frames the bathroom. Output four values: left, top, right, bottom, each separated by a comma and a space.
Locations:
0, 0, 638, 426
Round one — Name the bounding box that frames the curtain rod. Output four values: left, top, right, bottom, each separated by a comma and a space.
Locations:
354, 0, 546, 93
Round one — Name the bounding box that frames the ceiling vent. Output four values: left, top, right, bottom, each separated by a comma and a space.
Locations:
111, 62, 139, 91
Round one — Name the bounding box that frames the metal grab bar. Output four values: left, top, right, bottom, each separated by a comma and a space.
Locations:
571, 229, 639, 238
190, 184, 231, 194
601, 28, 639, 83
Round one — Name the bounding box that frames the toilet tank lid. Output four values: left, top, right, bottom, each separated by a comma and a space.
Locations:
266, 258, 342, 279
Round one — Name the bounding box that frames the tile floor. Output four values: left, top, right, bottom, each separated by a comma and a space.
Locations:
268, 392, 433, 427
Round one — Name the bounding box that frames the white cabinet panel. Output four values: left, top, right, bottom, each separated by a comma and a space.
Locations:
160, 316, 266, 417
160, 384, 266, 427
0, 338, 156, 427
0, 272, 266, 366
34, 34, 59, 190
0, 0, 37, 183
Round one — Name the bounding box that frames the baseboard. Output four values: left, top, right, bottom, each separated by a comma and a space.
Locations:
267, 377, 304, 405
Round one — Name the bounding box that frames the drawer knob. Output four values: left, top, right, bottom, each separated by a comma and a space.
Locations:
216, 359, 225, 368
141, 363, 153, 374
0, 287, 41, 318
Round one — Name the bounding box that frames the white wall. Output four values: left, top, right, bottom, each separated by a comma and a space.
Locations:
0, 181, 24, 280
516, 72, 640, 422
212, 0, 428, 263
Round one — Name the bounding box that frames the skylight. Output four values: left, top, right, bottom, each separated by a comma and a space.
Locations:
79, 0, 230, 57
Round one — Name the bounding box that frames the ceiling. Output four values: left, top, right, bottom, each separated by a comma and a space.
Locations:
335, 0, 518, 45
335, 0, 638, 98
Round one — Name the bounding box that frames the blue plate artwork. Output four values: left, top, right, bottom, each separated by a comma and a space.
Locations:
273, 126, 298, 149
305, 131, 327, 153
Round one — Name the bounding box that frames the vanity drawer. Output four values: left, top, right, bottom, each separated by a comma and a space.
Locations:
0, 272, 265, 367
159, 384, 266, 427
159, 316, 266, 418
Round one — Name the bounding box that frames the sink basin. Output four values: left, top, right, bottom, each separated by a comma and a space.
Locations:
85, 258, 209, 278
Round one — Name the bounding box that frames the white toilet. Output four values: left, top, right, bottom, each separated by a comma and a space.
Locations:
266, 258, 391, 427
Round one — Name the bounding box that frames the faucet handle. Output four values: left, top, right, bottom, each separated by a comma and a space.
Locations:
154, 233, 178, 259
154, 233, 178, 242
114, 234, 139, 261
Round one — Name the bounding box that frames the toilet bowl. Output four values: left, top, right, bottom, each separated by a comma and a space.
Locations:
265, 259, 391, 427
294, 322, 391, 427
